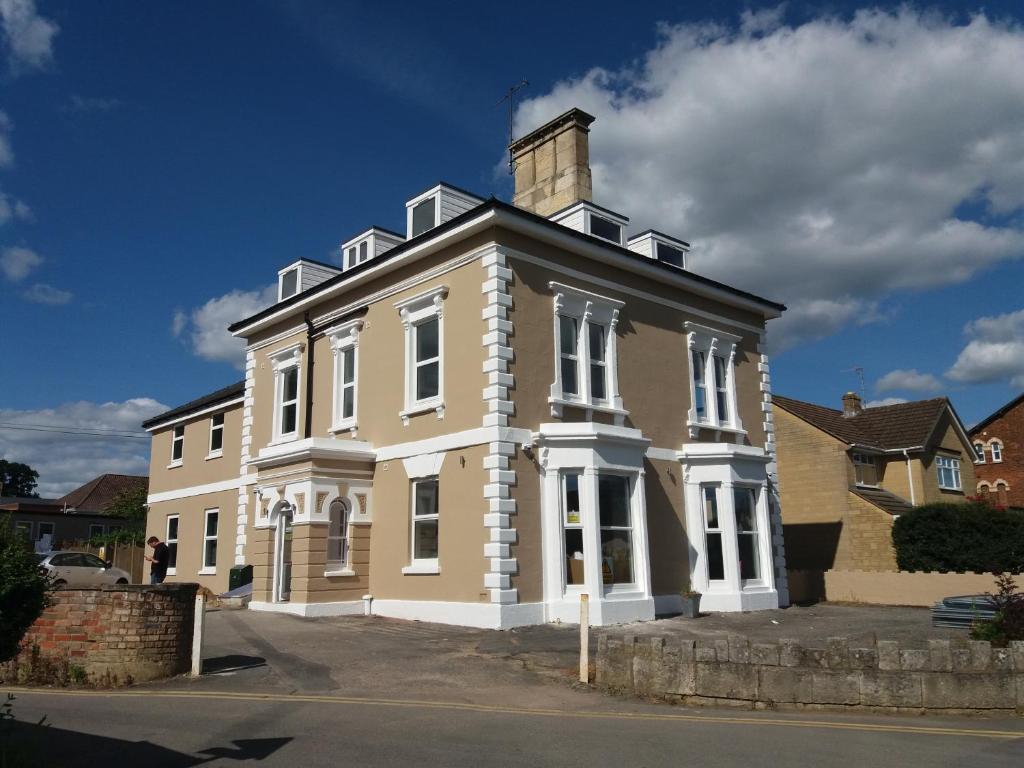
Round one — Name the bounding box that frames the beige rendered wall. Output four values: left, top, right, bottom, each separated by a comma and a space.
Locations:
148, 402, 243, 495
643, 458, 691, 595
505, 237, 768, 451
286, 522, 371, 605
920, 415, 976, 504
507, 450, 543, 603
825, 569, 1023, 607
145, 488, 238, 593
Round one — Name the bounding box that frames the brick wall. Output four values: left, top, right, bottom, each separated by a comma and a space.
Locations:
972, 398, 1024, 508
8, 584, 197, 685
597, 634, 1024, 713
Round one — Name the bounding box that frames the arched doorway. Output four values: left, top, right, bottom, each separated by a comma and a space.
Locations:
271, 501, 294, 603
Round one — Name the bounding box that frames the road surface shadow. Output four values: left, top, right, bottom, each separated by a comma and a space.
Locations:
202, 653, 267, 675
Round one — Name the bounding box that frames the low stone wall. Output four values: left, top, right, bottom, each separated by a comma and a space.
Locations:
597, 634, 1024, 713
824, 570, 1024, 607
3, 584, 198, 686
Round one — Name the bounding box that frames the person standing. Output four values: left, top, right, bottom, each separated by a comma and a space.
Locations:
146, 535, 170, 584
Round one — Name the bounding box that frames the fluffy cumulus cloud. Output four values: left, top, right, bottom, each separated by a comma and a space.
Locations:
0, 398, 168, 497
514, 8, 1024, 350
0, 0, 58, 73
876, 368, 943, 393
173, 285, 277, 369
946, 308, 1024, 387
23, 281, 70, 305
0, 244, 40, 280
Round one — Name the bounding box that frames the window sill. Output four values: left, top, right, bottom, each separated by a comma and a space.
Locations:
548, 396, 629, 423
325, 567, 356, 577
400, 399, 445, 425
197, 567, 216, 576
166, 568, 177, 577
205, 451, 223, 461
166, 460, 183, 469
269, 433, 299, 447
329, 420, 358, 435
402, 561, 440, 575
686, 420, 747, 439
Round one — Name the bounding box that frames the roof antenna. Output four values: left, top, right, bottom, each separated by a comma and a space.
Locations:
497, 79, 529, 175
841, 366, 866, 398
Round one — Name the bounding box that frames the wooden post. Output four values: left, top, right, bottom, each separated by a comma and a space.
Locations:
191, 592, 206, 677
579, 593, 590, 684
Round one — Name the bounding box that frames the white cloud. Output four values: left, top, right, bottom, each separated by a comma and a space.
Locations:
515, 9, 1024, 349
767, 297, 880, 353
0, 0, 57, 73
23, 281, 70, 305
0, 397, 168, 497
946, 308, 1024, 387
865, 397, 909, 408
0, 244, 40, 280
174, 285, 277, 369
876, 368, 943, 393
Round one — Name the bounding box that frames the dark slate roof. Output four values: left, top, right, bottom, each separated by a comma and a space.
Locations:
772, 395, 951, 450
970, 391, 1024, 435
55, 474, 148, 513
849, 486, 915, 516
142, 380, 245, 430
228, 196, 785, 334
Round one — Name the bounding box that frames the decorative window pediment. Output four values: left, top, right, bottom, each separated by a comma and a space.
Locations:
685, 321, 744, 439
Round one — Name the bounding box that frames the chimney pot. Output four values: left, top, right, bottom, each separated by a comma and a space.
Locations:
509, 108, 596, 217
842, 391, 863, 418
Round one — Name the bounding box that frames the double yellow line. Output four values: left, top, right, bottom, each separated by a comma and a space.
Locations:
6, 687, 1023, 740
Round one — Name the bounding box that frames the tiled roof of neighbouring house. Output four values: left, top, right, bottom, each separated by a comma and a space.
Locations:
849, 485, 916, 516
772, 395, 953, 451
141, 380, 245, 430
55, 474, 148, 513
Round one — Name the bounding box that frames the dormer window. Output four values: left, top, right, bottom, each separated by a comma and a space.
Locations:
627, 230, 690, 269
657, 242, 685, 268
341, 227, 405, 271
405, 184, 484, 240
277, 259, 341, 301
589, 215, 621, 244
280, 269, 298, 299
549, 201, 629, 247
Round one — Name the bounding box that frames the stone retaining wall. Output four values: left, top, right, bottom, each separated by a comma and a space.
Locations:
5, 584, 198, 685
597, 634, 1024, 713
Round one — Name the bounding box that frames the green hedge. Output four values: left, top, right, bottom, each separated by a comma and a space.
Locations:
892, 501, 1024, 573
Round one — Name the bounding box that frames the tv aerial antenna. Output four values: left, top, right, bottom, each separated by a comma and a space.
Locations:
841, 366, 866, 397
497, 79, 529, 175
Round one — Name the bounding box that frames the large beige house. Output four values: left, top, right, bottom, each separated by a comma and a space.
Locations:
144, 109, 790, 627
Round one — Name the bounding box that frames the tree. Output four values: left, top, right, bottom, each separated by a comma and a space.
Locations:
0, 517, 52, 662
0, 461, 39, 499
93, 484, 147, 546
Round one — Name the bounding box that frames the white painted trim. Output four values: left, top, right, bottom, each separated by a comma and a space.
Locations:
402, 452, 446, 479
249, 600, 365, 618
144, 397, 244, 433
369, 599, 544, 629
645, 447, 679, 462
401, 562, 440, 575
375, 426, 531, 462
324, 568, 357, 578
148, 476, 251, 504
197, 567, 216, 576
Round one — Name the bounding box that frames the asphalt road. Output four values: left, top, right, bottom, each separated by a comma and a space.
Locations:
5, 687, 1024, 767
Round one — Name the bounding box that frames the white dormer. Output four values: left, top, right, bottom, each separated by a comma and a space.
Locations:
627, 230, 690, 269
342, 227, 405, 271
549, 201, 629, 247
405, 183, 484, 239
278, 259, 342, 301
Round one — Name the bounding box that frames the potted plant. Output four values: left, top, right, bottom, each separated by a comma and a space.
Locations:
680, 576, 701, 619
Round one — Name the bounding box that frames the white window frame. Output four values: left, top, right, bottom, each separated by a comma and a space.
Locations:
974, 442, 986, 463
685, 322, 744, 438
936, 455, 962, 491
990, 440, 1003, 463
325, 498, 353, 575
596, 472, 637, 591
851, 451, 880, 487
166, 514, 179, 576
395, 285, 447, 425
327, 318, 363, 433
405, 477, 440, 574
207, 413, 224, 459
36, 521, 55, 542
548, 281, 626, 423
200, 509, 219, 574
701, 484, 726, 583
269, 342, 304, 444
169, 424, 184, 467
561, 471, 585, 591
733, 485, 764, 585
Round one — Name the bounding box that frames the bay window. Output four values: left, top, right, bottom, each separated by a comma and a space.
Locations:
702, 485, 725, 581
598, 474, 634, 586
685, 322, 743, 437
734, 487, 761, 582
562, 472, 584, 586
396, 285, 447, 424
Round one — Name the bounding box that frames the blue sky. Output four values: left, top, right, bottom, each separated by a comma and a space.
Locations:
0, 1, 1022, 494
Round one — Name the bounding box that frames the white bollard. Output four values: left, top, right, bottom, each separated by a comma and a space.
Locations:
191, 592, 206, 677
579, 593, 590, 684
362, 594, 373, 616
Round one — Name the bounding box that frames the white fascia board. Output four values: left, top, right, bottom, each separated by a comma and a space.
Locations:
251, 437, 376, 469
144, 397, 244, 433
677, 442, 770, 462
533, 421, 650, 448
492, 208, 783, 320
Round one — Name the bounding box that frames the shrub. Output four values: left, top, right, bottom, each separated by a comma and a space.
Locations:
0, 518, 53, 663
969, 574, 1024, 647
891, 501, 1024, 573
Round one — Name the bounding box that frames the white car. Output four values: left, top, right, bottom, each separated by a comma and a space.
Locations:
37, 551, 132, 588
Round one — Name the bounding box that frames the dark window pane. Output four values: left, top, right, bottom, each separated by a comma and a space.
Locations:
703, 486, 719, 528
589, 215, 621, 243
561, 358, 578, 396
167, 517, 178, 539
206, 513, 219, 537
212, 414, 224, 427
172, 440, 183, 461
343, 349, 355, 383
564, 473, 581, 523
283, 368, 298, 401
168, 542, 177, 569
83, 554, 105, 569
734, 488, 756, 532
346, 247, 356, 267
600, 529, 633, 584
281, 269, 298, 298
416, 318, 439, 362
210, 426, 223, 452
342, 387, 354, 419
738, 534, 760, 580
656, 242, 684, 267
559, 315, 577, 355
412, 198, 436, 237
588, 323, 605, 362
598, 475, 630, 528
414, 480, 438, 518
414, 520, 438, 559
416, 361, 439, 400
205, 539, 217, 568
706, 532, 725, 580
282, 403, 297, 434
359, 240, 368, 261
564, 528, 585, 585
590, 364, 606, 400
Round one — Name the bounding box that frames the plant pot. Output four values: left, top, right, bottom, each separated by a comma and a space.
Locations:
680, 593, 701, 618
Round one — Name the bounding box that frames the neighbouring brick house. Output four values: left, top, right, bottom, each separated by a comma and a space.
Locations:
970, 391, 1023, 508
773, 392, 976, 577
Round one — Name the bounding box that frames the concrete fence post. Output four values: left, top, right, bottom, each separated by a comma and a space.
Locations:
191, 592, 206, 677
579, 594, 590, 684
